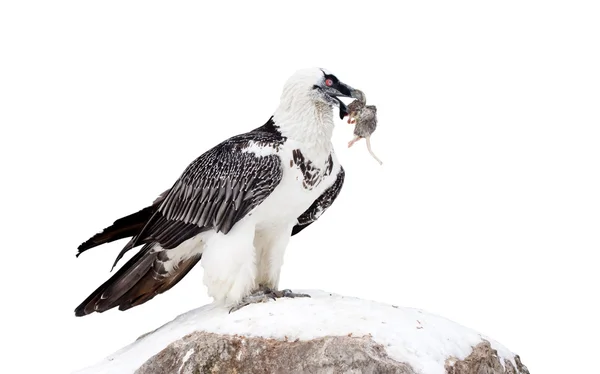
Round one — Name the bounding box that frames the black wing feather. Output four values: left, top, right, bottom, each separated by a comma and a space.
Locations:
292, 166, 345, 236
131, 142, 282, 250
76, 190, 169, 257
109, 125, 284, 268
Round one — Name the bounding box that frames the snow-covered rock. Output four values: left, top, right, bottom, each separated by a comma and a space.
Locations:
74, 290, 529, 374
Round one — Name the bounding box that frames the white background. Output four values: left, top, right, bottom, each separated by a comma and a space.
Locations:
1, 1, 599, 373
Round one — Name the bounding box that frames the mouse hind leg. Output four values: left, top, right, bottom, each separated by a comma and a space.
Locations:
348, 135, 362, 148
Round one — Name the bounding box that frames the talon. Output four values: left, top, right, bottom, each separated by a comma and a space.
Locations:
280, 289, 310, 298
229, 302, 249, 314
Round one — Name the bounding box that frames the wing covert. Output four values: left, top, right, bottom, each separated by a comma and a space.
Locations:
291, 166, 345, 236
134, 134, 283, 250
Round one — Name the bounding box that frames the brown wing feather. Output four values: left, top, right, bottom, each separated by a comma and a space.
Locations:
75, 244, 156, 316
117, 253, 202, 311
75, 244, 202, 316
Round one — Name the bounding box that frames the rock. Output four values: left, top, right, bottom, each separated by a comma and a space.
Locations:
137, 332, 414, 374
445, 341, 529, 374
75, 290, 528, 374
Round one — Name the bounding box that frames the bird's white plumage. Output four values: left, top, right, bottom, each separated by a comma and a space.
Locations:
156, 68, 344, 306
199, 215, 258, 305
274, 69, 336, 160
240, 141, 277, 157
157, 234, 206, 274
200, 133, 341, 305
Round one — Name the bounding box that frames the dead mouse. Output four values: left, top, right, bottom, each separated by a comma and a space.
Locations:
345, 90, 383, 165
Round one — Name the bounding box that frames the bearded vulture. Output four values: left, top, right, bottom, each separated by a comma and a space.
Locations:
75, 67, 359, 316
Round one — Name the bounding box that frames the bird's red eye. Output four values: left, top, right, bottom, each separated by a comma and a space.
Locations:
325, 79, 333, 87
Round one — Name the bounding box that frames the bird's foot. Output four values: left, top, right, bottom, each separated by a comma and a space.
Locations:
228, 287, 310, 313
229, 290, 276, 313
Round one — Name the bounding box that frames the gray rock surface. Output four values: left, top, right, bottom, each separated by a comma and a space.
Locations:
445, 341, 530, 374
136, 332, 415, 374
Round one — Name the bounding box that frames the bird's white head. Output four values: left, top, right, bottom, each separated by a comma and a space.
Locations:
274, 68, 359, 152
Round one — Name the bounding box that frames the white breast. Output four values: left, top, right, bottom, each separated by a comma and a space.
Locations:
251, 140, 340, 231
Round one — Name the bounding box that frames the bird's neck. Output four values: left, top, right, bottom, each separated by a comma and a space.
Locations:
273, 101, 335, 160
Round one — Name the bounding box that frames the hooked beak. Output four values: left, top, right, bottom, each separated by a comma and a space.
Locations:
321, 82, 363, 119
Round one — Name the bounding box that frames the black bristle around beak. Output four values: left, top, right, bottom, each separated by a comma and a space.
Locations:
337, 98, 349, 119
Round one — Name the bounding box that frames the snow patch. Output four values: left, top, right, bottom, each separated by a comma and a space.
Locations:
73, 290, 519, 374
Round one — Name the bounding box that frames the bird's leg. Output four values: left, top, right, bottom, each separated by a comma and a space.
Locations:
229, 285, 310, 313
228, 286, 276, 313
365, 136, 383, 165
348, 135, 362, 148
